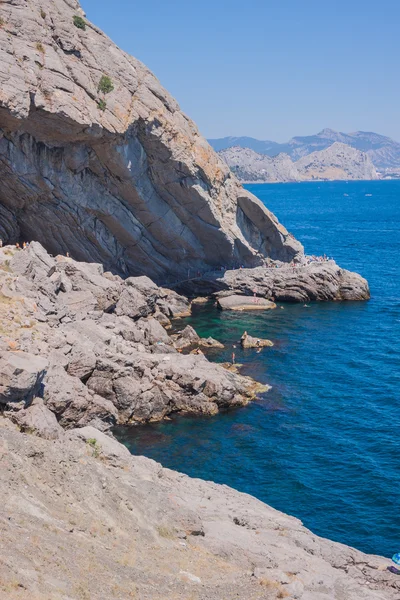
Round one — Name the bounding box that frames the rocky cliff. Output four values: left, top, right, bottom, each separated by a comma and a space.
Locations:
0, 0, 301, 282
219, 143, 378, 183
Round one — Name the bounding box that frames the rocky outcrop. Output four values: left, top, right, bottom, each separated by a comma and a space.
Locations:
0, 419, 398, 599
0, 243, 260, 429
0, 0, 302, 282
241, 332, 274, 348
178, 261, 370, 302
219, 143, 377, 183
171, 325, 224, 350
217, 295, 277, 311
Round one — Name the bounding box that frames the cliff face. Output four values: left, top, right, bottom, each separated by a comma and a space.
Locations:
0, 0, 301, 282
220, 143, 378, 183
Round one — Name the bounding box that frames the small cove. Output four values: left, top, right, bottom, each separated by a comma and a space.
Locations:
115, 180, 400, 557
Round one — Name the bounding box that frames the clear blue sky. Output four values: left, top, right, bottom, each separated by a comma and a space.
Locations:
81, 0, 400, 142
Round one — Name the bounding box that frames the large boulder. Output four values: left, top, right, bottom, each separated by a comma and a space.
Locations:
0, 351, 48, 407
8, 397, 63, 439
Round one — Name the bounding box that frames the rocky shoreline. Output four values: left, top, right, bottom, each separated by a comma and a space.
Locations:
1, 243, 397, 599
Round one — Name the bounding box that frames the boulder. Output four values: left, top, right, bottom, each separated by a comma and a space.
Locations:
171, 325, 200, 349
8, 397, 63, 439
0, 351, 48, 407
44, 367, 117, 431
217, 295, 277, 311
241, 332, 274, 349
66, 344, 97, 381
115, 286, 155, 320
199, 337, 224, 348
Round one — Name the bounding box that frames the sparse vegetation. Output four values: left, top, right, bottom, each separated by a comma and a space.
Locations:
40, 8, 46, 19
97, 99, 107, 111
156, 525, 175, 539
0, 16, 5, 27
73, 15, 86, 30
36, 42, 45, 53
86, 438, 101, 458
98, 75, 114, 94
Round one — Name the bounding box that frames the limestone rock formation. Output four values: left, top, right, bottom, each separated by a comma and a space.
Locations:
0, 243, 260, 428
0, 0, 301, 282
217, 295, 277, 311
241, 332, 274, 348
0, 419, 398, 599
219, 143, 378, 183
178, 261, 370, 302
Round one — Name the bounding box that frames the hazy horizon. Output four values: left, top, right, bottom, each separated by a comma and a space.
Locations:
81, 0, 400, 142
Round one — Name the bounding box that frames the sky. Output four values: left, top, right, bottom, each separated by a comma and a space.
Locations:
81, 0, 400, 142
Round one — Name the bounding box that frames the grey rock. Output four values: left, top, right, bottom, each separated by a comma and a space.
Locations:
66, 344, 97, 381
115, 286, 155, 320
217, 295, 277, 311
0, 351, 48, 406
185, 262, 370, 302
171, 325, 200, 349
44, 366, 117, 430
241, 332, 274, 348
0, 0, 301, 279
8, 397, 62, 439
0, 423, 397, 599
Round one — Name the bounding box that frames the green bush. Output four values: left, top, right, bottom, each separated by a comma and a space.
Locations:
40, 8, 46, 19
97, 99, 107, 111
98, 75, 114, 94
0, 17, 5, 27
73, 15, 86, 30
36, 42, 45, 53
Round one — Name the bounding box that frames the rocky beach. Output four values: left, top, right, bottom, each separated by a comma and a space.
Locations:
0, 0, 395, 598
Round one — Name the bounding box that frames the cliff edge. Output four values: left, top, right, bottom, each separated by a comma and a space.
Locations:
0, 0, 301, 282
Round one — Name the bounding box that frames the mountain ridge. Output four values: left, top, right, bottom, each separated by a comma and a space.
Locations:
209, 129, 400, 170
219, 142, 378, 183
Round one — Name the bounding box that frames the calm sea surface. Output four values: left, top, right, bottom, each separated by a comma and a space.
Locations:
115, 180, 400, 557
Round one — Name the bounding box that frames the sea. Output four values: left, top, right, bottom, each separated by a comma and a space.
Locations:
115, 180, 400, 557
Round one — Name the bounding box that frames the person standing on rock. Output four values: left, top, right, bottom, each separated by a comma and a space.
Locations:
232, 352, 235, 365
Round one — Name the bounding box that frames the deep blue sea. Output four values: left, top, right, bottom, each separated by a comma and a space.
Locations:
116, 180, 400, 557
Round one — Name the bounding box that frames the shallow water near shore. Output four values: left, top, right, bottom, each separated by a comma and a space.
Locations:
115, 180, 400, 557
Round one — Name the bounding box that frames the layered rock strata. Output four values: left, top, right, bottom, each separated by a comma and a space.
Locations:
177, 262, 370, 302
0, 0, 302, 282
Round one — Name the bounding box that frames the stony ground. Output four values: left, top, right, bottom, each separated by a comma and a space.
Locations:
1, 419, 399, 600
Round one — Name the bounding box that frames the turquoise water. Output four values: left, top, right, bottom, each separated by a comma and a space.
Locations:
116, 180, 400, 557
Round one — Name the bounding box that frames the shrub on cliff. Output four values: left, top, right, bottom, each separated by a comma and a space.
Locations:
97, 99, 107, 111
98, 75, 114, 94
73, 15, 86, 30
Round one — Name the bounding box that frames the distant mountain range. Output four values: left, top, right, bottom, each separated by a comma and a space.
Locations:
219, 143, 377, 184
209, 129, 400, 171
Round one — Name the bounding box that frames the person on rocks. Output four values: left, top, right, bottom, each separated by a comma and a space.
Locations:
0, 239, 2, 248
231, 352, 235, 365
